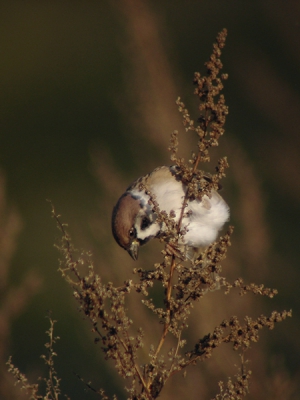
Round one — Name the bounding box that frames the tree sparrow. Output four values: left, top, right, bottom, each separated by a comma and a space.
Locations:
112, 166, 229, 260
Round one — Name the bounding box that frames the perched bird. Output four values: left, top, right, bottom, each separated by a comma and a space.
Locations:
112, 166, 229, 260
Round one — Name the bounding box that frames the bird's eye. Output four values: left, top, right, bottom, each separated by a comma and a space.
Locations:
129, 227, 136, 238
141, 216, 150, 230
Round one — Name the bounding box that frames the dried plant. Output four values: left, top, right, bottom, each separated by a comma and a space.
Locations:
7, 314, 66, 400
8, 29, 291, 399
0, 172, 42, 400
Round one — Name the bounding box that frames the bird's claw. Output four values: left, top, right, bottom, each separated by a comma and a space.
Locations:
164, 243, 186, 260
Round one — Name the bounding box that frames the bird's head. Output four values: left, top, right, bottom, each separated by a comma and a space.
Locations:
112, 193, 159, 260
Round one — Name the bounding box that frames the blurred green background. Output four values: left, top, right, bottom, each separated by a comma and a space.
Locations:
1, 1, 299, 399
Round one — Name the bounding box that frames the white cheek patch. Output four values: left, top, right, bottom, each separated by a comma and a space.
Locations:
135, 213, 161, 241
136, 223, 160, 241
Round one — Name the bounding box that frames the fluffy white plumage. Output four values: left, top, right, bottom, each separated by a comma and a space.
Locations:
112, 166, 229, 260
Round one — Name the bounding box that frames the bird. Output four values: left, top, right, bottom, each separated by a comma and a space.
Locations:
112, 165, 229, 261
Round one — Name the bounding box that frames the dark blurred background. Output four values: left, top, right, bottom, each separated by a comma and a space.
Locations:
0, 1, 299, 399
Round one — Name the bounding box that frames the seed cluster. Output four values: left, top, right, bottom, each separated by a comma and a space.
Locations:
169, 29, 229, 201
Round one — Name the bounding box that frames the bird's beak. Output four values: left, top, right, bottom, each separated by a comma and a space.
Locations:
128, 240, 139, 261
